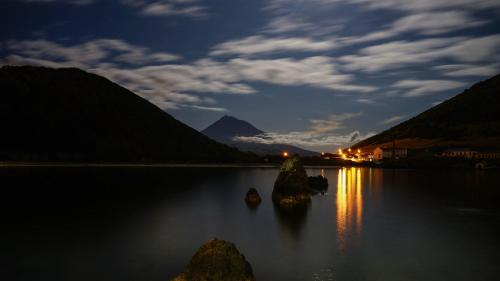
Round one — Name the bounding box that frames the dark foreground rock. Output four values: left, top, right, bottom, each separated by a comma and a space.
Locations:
245, 188, 262, 205
308, 175, 329, 194
171, 238, 255, 281
272, 157, 311, 207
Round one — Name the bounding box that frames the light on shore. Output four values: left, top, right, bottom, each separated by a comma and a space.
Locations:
283, 151, 289, 157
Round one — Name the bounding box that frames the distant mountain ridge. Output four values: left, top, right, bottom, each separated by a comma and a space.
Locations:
0, 66, 253, 162
353, 73, 500, 151
202, 116, 318, 156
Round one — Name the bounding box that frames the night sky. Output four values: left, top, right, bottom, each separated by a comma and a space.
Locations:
1, 0, 500, 152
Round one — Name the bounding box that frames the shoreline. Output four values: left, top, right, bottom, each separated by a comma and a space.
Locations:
0, 162, 344, 169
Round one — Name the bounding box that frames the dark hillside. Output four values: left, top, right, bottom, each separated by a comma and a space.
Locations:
0, 66, 252, 162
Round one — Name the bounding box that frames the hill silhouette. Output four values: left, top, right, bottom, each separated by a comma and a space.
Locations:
353, 73, 500, 151
0, 66, 253, 162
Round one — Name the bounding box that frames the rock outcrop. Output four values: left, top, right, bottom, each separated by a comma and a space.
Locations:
272, 157, 311, 206
244, 188, 262, 205
171, 238, 255, 281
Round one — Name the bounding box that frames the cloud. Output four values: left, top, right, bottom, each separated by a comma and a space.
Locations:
235, 130, 375, 151
379, 115, 406, 125
341, 11, 487, 45
233, 112, 369, 150
4, 39, 181, 67
210, 36, 337, 56
267, 0, 500, 13
120, 0, 207, 17
393, 79, 467, 97
309, 112, 362, 134
183, 105, 227, 112
1, 38, 375, 113
263, 15, 316, 34
15, 0, 94, 4
434, 64, 500, 77
356, 98, 381, 105
350, 0, 500, 12
204, 57, 375, 93
340, 35, 500, 72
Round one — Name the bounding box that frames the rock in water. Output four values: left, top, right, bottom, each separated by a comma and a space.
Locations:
171, 238, 256, 281
245, 188, 262, 205
272, 156, 311, 206
308, 175, 329, 194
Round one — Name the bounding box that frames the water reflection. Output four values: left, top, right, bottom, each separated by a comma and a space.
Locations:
336, 167, 363, 251
273, 202, 310, 243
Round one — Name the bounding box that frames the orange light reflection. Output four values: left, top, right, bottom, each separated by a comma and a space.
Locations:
336, 167, 363, 251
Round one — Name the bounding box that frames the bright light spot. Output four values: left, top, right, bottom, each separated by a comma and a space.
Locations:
283, 152, 289, 157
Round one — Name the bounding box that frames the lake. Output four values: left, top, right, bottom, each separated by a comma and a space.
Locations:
1, 166, 500, 281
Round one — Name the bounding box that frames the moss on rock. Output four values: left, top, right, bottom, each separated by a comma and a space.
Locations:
171, 238, 255, 281
272, 157, 311, 206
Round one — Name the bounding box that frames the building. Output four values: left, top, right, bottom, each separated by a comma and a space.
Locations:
373, 147, 408, 161
441, 148, 477, 158
441, 149, 500, 159
475, 151, 500, 159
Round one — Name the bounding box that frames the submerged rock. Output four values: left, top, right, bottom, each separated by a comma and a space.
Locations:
272, 156, 311, 207
171, 238, 255, 281
308, 175, 329, 194
245, 188, 262, 205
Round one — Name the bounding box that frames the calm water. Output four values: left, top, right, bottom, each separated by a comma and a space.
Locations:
1, 167, 500, 281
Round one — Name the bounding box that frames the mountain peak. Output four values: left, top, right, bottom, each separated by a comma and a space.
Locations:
202, 115, 318, 156
202, 115, 264, 141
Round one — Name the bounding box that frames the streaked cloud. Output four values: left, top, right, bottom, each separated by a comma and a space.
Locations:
356, 98, 374, 104
309, 112, 362, 134
1, 38, 375, 113
235, 130, 375, 151
210, 36, 337, 56
340, 35, 500, 72
15, 0, 94, 4
379, 115, 406, 125
267, 0, 500, 13
183, 105, 228, 112
233, 112, 368, 150
4, 39, 181, 67
120, 0, 208, 17
434, 64, 500, 77
393, 79, 467, 97
341, 11, 487, 45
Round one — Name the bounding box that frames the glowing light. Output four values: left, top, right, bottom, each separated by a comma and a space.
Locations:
283, 152, 289, 157
357, 149, 361, 154
348, 148, 352, 152
338, 148, 342, 154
